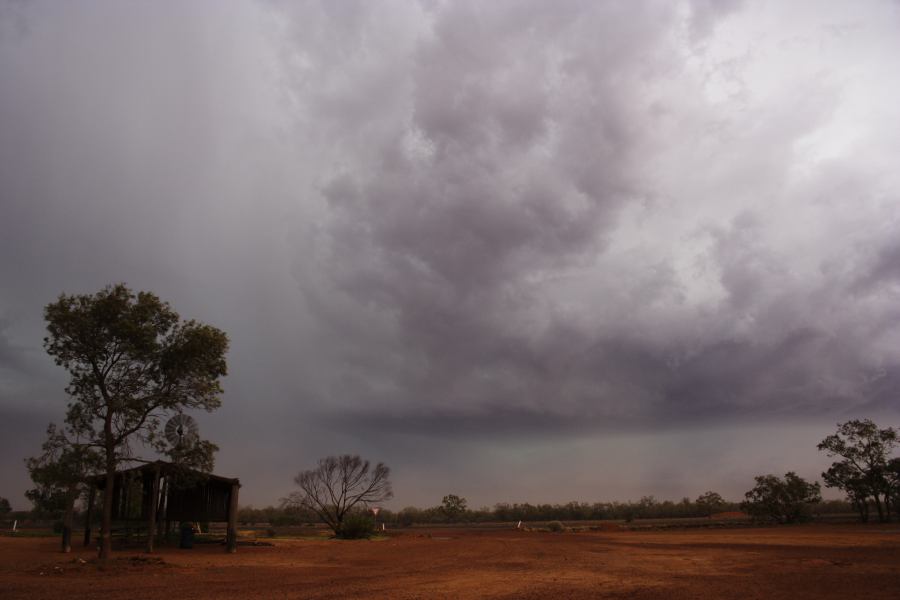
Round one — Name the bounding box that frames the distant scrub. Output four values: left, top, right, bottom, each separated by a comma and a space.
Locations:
237, 498, 854, 527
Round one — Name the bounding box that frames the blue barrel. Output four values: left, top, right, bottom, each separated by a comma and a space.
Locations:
179, 522, 194, 549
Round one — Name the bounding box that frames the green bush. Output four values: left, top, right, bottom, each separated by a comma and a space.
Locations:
338, 514, 376, 539
547, 520, 565, 532
741, 472, 821, 524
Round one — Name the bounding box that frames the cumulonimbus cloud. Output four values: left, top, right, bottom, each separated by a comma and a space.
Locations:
281, 0, 900, 435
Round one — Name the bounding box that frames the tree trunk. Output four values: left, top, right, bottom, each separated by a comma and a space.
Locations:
855, 498, 868, 523
61, 485, 77, 553
874, 495, 885, 523
99, 457, 115, 561
83, 486, 95, 547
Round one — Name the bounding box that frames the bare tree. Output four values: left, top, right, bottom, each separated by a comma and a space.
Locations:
287, 455, 392, 537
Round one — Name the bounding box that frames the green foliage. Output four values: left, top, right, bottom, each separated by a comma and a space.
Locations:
338, 513, 376, 539
741, 472, 822, 524
0, 497, 11, 516
696, 491, 725, 517
24, 423, 101, 520
166, 439, 220, 475
818, 419, 899, 523
546, 520, 565, 532
440, 494, 468, 522
42, 283, 228, 559
44, 284, 228, 460
23, 487, 69, 519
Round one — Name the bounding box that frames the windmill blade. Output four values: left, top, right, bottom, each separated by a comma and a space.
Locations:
165, 413, 199, 447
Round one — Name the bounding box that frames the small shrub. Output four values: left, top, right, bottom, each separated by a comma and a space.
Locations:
547, 520, 565, 533
338, 514, 376, 539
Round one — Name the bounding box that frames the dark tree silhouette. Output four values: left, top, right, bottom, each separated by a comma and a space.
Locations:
818, 419, 899, 523
741, 472, 821, 524
43, 284, 228, 560
25, 423, 101, 552
440, 494, 468, 522
695, 491, 725, 517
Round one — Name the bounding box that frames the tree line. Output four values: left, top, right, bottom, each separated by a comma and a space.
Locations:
266, 419, 899, 534
235, 496, 854, 528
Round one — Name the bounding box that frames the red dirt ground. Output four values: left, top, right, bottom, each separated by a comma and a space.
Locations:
2, 524, 899, 599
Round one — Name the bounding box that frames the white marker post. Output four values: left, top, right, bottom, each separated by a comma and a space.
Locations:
12, 520, 17, 532
371, 507, 381, 533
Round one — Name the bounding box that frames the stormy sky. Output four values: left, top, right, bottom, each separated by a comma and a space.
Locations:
2, 0, 900, 510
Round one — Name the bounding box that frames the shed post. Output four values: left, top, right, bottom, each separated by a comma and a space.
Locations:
158, 475, 168, 542
146, 466, 160, 553
83, 486, 95, 547
226, 481, 240, 553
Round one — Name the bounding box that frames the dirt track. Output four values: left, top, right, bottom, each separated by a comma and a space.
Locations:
2, 524, 899, 599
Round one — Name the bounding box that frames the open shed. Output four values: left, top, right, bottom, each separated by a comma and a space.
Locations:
85, 461, 240, 553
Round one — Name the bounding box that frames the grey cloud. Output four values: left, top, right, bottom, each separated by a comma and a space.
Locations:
1, 0, 899, 508
282, 0, 900, 437
687, 0, 744, 43
853, 238, 900, 292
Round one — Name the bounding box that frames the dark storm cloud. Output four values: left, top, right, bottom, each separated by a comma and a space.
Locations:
288, 1, 681, 414
283, 0, 900, 437
2, 0, 899, 507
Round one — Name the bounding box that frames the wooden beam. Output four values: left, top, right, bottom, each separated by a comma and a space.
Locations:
146, 467, 160, 553
158, 476, 168, 544
226, 481, 240, 553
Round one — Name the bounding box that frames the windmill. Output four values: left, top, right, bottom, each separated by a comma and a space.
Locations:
162, 413, 202, 535
165, 413, 199, 450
